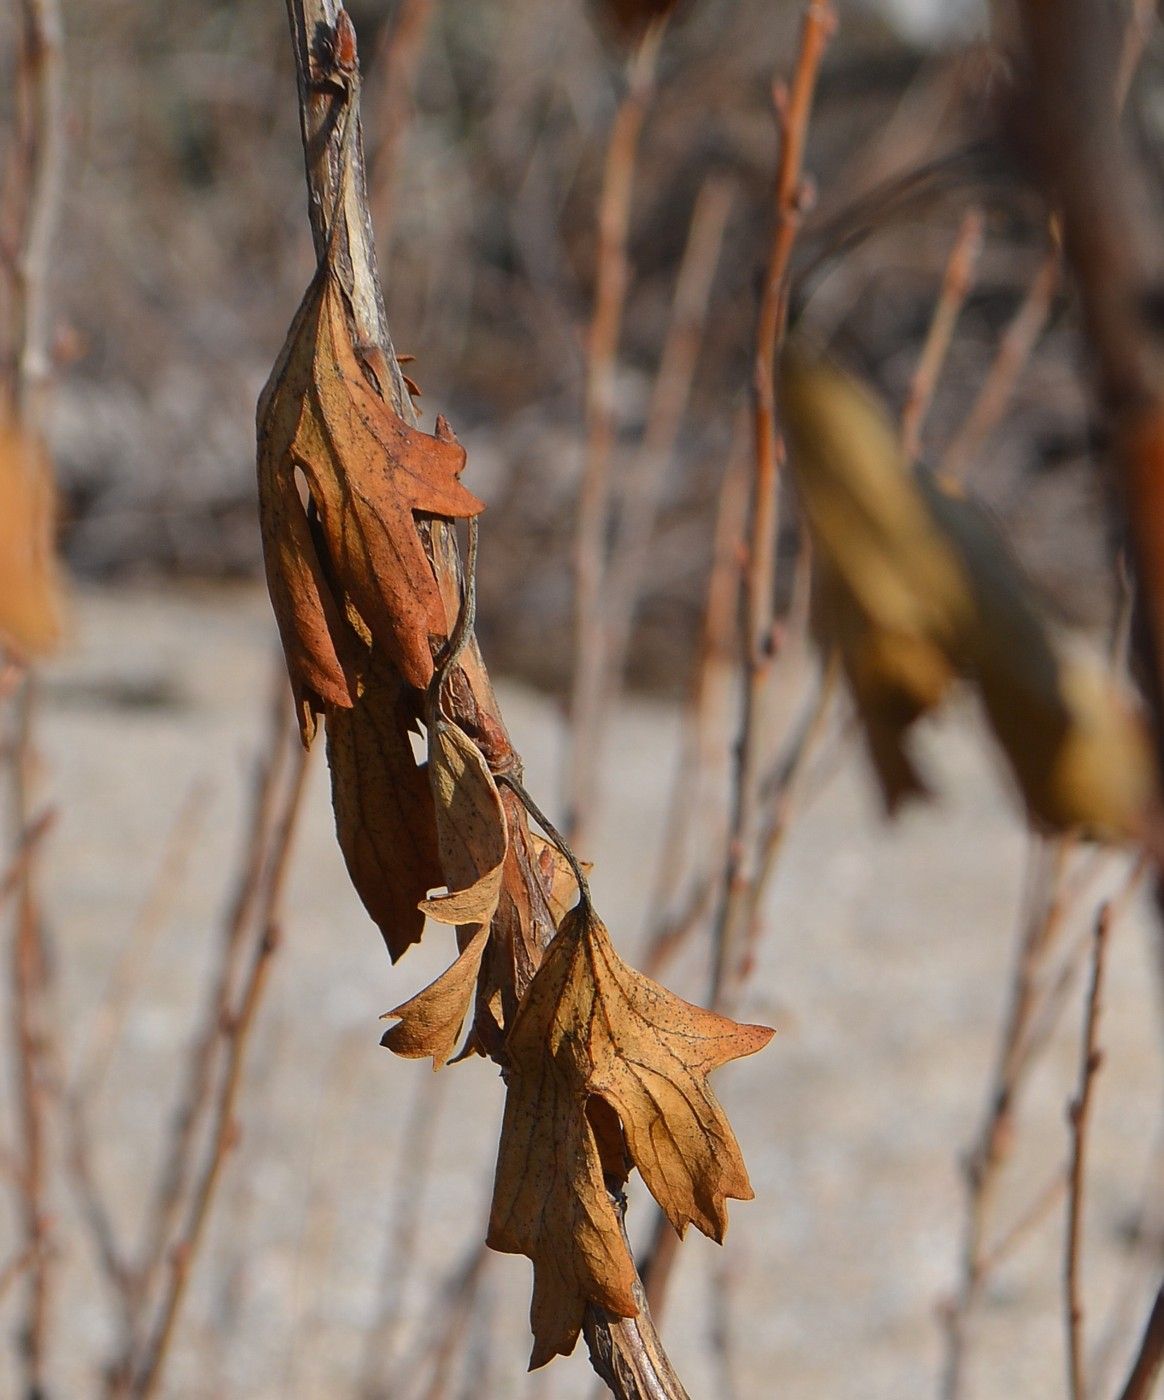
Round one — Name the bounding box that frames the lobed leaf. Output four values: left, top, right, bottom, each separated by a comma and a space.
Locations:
488, 902, 772, 1367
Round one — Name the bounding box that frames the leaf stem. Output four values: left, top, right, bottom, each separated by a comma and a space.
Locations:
496, 771, 592, 912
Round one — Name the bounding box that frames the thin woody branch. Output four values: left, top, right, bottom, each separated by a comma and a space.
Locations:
1117, 1278, 1164, 1400
1064, 896, 1117, 1400
276, 7, 711, 1396
642, 2, 835, 1322
1013, 0, 1164, 796
567, 21, 665, 844
2, 6, 66, 1392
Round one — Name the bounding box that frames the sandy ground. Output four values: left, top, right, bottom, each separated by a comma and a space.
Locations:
2, 582, 1162, 1399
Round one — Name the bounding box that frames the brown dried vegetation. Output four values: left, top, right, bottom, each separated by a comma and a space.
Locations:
253, 13, 771, 1375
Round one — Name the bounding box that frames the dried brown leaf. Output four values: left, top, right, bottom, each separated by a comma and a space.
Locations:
782, 347, 1155, 835
422, 718, 508, 928
380, 925, 489, 1067
257, 266, 483, 736
0, 421, 64, 659
922, 476, 1155, 832
326, 651, 441, 961
487, 901, 772, 1368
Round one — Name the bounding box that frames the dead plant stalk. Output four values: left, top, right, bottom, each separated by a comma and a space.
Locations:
128, 739, 311, 1400
366, 0, 435, 251
130, 677, 293, 1327
901, 206, 983, 462
713, 0, 834, 1008
567, 21, 664, 844
273, 5, 707, 1396
941, 841, 1091, 1397
1064, 896, 1117, 1400
2, 4, 65, 1393
1117, 1280, 1164, 1400
5, 683, 54, 1399
601, 175, 732, 712
641, 3, 835, 1321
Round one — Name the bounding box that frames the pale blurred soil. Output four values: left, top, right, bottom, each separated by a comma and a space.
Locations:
3, 582, 1162, 1399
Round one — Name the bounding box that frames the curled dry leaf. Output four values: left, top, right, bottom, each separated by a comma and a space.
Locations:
487, 901, 773, 1368
257, 264, 483, 740
377, 716, 508, 1062
781, 347, 1155, 835
326, 650, 441, 961
529, 831, 591, 924
380, 925, 490, 1068
0, 420, 64, 659
420, 717, 508, 928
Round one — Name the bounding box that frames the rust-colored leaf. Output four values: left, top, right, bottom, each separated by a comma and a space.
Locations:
0, 420, 64, 659
421, 717, 508, 928
326, 651, 441, 961
782, 347, 1155, 836
487, 901, 772, 1368
380, 925, 489, 1068
257, 266, 483, 737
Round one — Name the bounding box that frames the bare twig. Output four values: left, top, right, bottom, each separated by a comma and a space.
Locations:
1, 6, 65, 1388
283, 1026, 372, 1395
641, 5, 835, 1323
1116, 1279, 1164, 1400
128, 739, 311, 1399
640, 415, 749, 979
358, 1071, 451, 1397
939, 243, 1061, 483
0, 806, 52, 913
5, 678, 56, 1398
1064, 895, 1117, 1400
976, 1167, 1067, 1280
708, 1254, 741, 1400
365, 0, 436, 253
712, 0, 834, 1007
901, 207, 983, 462
65, 1086, 134, 1338
1013, 857, 1145, 1085
601, 175, 733, 708
567, 20, 666, 844
129, 677, 293, 1336
9, 0, 65, 428
77, 781, 211, 1100
1091, 1133, 1164, 1396
379, 1232, 492, 1400
0, 1245, 35, 1308
941, 837, 1081, 1398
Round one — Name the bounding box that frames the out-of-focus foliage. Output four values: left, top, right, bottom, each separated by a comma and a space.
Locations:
0, 421, 64, 658
781, 347, 1155, 836
7, 0, 1138, 690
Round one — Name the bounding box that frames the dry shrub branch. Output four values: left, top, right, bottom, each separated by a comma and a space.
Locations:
256, 4, 774, 1393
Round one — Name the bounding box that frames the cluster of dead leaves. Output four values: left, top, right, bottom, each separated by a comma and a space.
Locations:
780, 345, 1155, 837
0, 417, 64, 660
257, 198, 771, 1368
